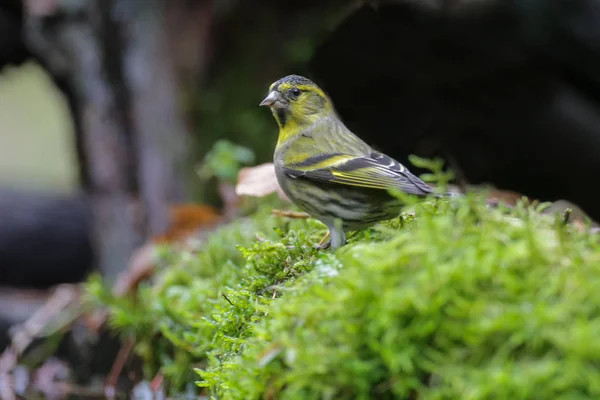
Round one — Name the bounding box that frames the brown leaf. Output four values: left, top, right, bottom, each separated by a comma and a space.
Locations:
236, 163, 290, 201
153, 204, 223, 244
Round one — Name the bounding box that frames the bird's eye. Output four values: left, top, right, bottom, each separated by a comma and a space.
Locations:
290, 88, 301, 98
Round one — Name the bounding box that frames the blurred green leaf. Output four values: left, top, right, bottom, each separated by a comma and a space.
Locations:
196, 139, 255, 184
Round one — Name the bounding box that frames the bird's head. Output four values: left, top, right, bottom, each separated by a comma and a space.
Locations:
260, 75, 333, 132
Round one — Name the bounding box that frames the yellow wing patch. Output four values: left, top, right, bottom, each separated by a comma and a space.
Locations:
330, 168, 402, 190
291, 154, 356, 171
285, 153, 431, 195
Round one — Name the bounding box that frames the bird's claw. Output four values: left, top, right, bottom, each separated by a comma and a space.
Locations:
315, 231, 331, 250
315, 239, 331, 250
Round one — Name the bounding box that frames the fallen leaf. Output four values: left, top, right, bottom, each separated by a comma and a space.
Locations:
153, 204, 223, 244
236, 163, 289, 201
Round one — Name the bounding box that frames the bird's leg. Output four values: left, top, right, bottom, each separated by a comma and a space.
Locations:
329, 219, 346, 250
315, 220, 345, 250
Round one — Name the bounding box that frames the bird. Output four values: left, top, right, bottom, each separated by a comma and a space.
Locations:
260, 74, 434, 250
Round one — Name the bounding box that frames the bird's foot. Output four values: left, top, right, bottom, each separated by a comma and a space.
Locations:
315, 232, 331, 250
315, 239, 331, 250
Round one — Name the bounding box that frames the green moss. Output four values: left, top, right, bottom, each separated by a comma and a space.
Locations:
88, 184, 600, 398
86, 197, 329, 389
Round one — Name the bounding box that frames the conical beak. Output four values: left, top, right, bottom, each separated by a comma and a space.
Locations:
259, 91, 286, 109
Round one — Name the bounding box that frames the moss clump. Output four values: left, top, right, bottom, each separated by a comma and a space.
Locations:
89, 191, 600, 399
196, 197, 600, 399
86, 199, 328, 390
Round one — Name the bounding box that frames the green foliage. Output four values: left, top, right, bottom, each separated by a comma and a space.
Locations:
408, 155, 455, 188
85, 198, 329, 390
196, 139, 255, 184
89, 175, 600, 398
195, 197, 600, 399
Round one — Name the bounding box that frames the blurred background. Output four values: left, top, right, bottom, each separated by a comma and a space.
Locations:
1, 0, 600, 331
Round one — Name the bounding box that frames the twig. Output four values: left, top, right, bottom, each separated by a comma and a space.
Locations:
60, 382, 106, 398
113, 243, 158, 298
0, 285, 79, 400
105, 337, 135, 399
11, 285, 80, 355
318, 232, 330, 247
271, 209, 310, 219
221, 294, 234, 307
150, 372, 164, 392
0, 283, 80, 396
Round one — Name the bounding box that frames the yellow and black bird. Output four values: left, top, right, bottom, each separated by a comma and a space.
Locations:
260, 74, 433, 249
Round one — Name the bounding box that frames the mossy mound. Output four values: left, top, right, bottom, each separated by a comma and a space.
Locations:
88, 193, 600, 399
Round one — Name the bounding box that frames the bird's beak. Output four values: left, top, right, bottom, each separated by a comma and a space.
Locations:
260, 91, 286, 109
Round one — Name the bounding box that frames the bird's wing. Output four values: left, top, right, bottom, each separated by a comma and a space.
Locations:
283, 151, 432, 195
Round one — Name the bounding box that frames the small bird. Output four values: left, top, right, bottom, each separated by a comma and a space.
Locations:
260, 74, 433, 249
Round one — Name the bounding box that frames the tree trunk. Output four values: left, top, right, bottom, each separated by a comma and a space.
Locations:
24, 0, 197, 281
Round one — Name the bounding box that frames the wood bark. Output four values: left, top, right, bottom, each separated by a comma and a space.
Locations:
24, 0, 199, 280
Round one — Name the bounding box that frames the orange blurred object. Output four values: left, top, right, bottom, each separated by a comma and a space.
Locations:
152, 204, 223, 244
